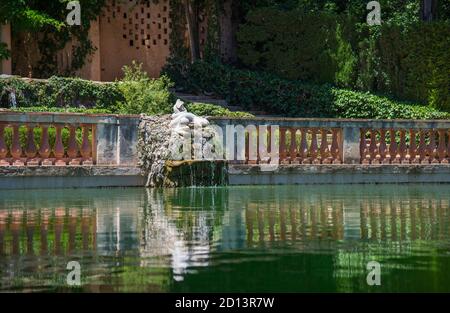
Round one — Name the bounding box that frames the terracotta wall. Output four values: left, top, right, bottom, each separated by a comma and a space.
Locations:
9, 0, 209, 81
98, 0, 172, 80
57, 0, 171, 81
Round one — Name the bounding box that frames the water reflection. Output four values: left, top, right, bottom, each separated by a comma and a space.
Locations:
1, 185, 450, 292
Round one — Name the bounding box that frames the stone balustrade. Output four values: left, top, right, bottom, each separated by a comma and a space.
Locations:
361, 128, 450, 164
209, 117, 450, 165
2, 113, 450, 169
0, 112, 140, 166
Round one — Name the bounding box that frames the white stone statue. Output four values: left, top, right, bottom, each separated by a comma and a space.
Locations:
169, 99, 209, 136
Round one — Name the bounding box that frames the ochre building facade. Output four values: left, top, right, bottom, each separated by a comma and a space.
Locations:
1, 0, 208, 81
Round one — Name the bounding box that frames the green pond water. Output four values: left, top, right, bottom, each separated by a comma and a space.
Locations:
1, 184, 450, 293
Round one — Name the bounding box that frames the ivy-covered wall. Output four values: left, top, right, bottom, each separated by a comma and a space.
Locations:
9, 0, 105, 78
236, 6, 450, 111
372, 22, 450, 111
8, 0, 212, 81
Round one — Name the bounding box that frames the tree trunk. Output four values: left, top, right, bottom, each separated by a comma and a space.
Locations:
219, 0, 237, 64
183, 0, 200, 62
421, 0, 438, 21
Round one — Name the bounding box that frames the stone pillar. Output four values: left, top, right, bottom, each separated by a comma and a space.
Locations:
1, 23, 12, 75
342, 126, 361, 164
96, 123, 119, 165
95, 117, 139, 166
118, 117, 139, 166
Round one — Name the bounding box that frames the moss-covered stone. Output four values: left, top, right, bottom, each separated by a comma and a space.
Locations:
163, 160, 228, 187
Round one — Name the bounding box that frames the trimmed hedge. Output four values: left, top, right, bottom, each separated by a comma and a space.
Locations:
0, 76, 124, 109
236, 7, 450, 111
186, 103, 254, 118
373, 22, 450, 111
163, 60, 450, 120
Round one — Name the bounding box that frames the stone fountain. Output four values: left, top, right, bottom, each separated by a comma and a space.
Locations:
138, 100, 227, 188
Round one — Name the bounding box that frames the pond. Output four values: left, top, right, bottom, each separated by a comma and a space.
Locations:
1, 184, 450, 292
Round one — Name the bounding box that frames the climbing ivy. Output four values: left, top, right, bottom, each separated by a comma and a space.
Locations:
0, 1, 106, 77
0, 76, 123, 109
34, 0, 106, 77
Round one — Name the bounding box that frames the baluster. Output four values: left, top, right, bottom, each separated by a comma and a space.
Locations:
320, 129, 331, 164
279, 127, 288, 164
54, 125, 66, 166
247, 127, 257, 165
389, 129, 399, 164
330, 128, 341, 164
378, 129, 388, 163
399, 130, 407, 163
256, 125, 260, 164
81, 124, 93, 165
39, 125, 52, 166
267, 125, 272, 163
248, 126, 260, 164
428, 129, 438, 163
25, 124, 39, 166
447, 130, 450, 163
289, 128, 298, 164
310, 128, 319, 164
11, 124, 24, 166
369, 129, 378, 164
409, 129, 418, 163
67, 125, 80, 165
245, 131, 250, 164
437, 129, 447, 163
418, 130, 428, 163
300, 128, 310, 164
360, 129, 369, 164
258, 126, 270, 164
0, 124, 9, 166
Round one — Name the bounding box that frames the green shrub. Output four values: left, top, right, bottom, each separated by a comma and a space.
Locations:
0, 76, 123, 109
373, 22, 450, 111
237, 8, 358, 86
116, 62, 175, 115
164, 60, 449, 120
331, 89, 449, 120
